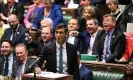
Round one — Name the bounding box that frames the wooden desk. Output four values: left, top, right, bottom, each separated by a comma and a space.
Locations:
29, 30, 41, 41
62, 7, 77, 18
22, 73, 73, 80
81, 60, 126, 74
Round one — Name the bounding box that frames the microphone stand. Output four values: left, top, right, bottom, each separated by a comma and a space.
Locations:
33, 64, 36, 80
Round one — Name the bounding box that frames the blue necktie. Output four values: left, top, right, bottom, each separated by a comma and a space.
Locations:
3, 57, 8, 76
105, 33, 111, 60
59, 46, 63, 73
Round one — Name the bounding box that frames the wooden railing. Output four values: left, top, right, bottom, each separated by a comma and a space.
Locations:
81, 60, 126, 74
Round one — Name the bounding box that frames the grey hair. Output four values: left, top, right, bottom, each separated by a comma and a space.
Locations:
106, 0, 119, 8
15, 43, 28, 51
41, 18, 53, 27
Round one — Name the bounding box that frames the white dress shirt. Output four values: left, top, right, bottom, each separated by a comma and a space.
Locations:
56, 42, 67, 74
88, 31, 98, 55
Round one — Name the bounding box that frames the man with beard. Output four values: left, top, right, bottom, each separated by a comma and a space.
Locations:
0, 40, 16, 77
1, 14, 28, 47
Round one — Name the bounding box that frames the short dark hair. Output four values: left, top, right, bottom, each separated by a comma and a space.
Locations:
1, 39, 13, 47
55, 23, 68, 33
103, 14, 116, 22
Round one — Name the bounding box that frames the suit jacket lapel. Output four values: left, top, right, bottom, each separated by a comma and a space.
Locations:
7, 29, 12, 40
100, 33, 106, 52
74, 37, 78, 46
53, 42, 57, 72
66, 43, 70, 72
110, 32, 116, 52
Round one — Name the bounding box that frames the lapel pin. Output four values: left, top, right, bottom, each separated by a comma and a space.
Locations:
112, 35, 115, 38
17, 32, 19, 34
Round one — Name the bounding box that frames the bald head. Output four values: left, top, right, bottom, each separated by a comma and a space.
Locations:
8, 14, 18, 20
8, 14, 19, 30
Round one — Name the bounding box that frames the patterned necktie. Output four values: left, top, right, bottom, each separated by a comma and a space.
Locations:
3, 57, 9, 76
59, 46, 63, 73
103, 33, 110, 60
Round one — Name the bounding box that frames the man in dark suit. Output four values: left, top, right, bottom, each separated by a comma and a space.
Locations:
14, 43, 37, 79
0, 40, 16, 77
27, 26, 53, 56
0, 0, 24, 23
36, 24, 79, 80
1, 14, 28, 47
67, 18, 84, 54
95, 14, 126, 63
77, 54, 93, 80
69, 18, 100, 55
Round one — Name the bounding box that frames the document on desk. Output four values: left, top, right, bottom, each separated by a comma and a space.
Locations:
26, 72, 69, 78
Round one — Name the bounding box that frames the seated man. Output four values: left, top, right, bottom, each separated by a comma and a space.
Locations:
67, 18, 84, 54
1, 14, 29, 46
14, 43, 37, 79
95, 14, 126, 63
69, 18, 100, 54
0, 39, 16, 77
78, 54, 93, 80
26, 18, 54, 56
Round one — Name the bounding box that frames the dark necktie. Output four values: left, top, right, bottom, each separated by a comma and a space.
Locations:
12, 30, 16, 42
59, 46, 63, 73
3, 57, 9, 76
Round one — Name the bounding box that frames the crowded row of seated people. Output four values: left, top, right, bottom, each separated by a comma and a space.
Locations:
0, 0, 133, 80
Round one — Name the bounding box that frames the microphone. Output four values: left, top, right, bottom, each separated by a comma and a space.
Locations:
28, 57, 42, 69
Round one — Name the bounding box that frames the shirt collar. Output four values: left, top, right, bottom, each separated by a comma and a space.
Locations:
79, 63, 82, 69
56, 42, 66, 49
5, 52, 13, 60
106, 28, 114, 36
111, 9, 121, 15
91, 31, 98, 37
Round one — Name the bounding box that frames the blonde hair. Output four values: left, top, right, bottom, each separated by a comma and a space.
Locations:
82, 6, 96, 20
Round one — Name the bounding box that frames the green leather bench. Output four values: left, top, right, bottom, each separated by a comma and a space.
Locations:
62, 8, 77, 26
81, 54, 98, 61
81, 61, 126, 80
63, 15, 72, 26
93, 71, 124, 80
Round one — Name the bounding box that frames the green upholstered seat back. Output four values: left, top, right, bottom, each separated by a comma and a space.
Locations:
63, 15, 72, 26
81, 54, 98, 61
93, 71, 124, 80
